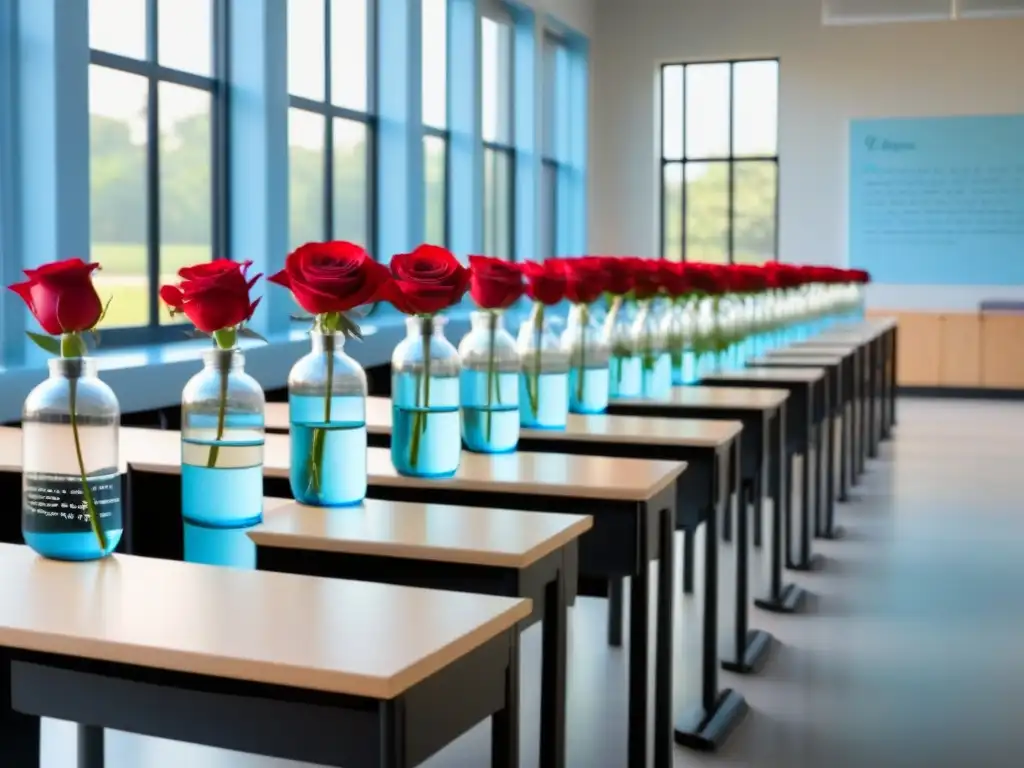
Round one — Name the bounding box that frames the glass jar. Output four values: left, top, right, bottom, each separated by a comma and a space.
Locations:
288, 332, 367, 506
562, 304, 610, 414
391, 316, 461, 477
603, 297, 641, 398
181, 348, 266, 529
21, 357, 123, 560
662, 300, 692, 386
517, 305, 570, 429
692, 298, 717, 379
632, 300, 672, 398
458, 311, 519, 453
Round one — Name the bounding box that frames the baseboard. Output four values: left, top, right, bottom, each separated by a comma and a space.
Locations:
899, 386, 1024, 401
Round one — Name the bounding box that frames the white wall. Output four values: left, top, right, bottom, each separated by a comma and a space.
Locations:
589, 0, 1024, 309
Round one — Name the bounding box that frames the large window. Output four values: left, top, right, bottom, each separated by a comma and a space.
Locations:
659, 60, 779, 264
481, 11, 514, 260
288, 0, 375, 252
88, 0, 226, 336
422, 0, 447, 246
540, 32, 562, 260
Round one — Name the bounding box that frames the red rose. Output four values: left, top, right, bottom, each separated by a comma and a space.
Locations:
730, 265, 766, 293
602, 256, 636, 297
468, 255, 524, 310
559, 257, 608, 305
659, 260, 692, 298
688, 263, 728, 295
268, 241, 391, 315
632, 258, 662, 300
849, 268, 870, 284
521, 260, 567, 306
8, 258, 104, 335
160, 259, 262, 334
386, 244, 471, 314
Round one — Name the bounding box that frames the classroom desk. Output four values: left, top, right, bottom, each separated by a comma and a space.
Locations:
251, 499, 589, 768
120, 428, 685, 768
265, 399, 756, 751
745, 354, 846, 539
0, 542, 530, 768
698, 368, 827, 572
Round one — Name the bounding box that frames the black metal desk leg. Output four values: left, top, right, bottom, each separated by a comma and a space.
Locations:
889, 328, 898, 428
78, 725, 104, 768
816, 383, 841, 540
491, 631, 521, 768
1, 653, 40, 768
755, 409, 805, 614
789, 394, 822, 572
722, 439, 773, 675
539, 566, 568, 768
682, 529, 695, 594
627, 524, 652, 767
654, 505, 675, 768
607, 578, 623, 647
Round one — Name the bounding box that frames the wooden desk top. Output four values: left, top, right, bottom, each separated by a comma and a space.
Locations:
251, 498, 592, 568
121, 428, 687, 502
611, 385, 788, 411
265, 399, 741, 450
0, 542, 530, 699
702, 366, 826, 384
750, 354, 844, 367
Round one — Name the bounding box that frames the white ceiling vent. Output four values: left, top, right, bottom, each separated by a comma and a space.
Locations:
823, 0, 1024, 24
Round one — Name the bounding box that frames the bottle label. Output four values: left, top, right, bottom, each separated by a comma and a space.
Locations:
22, 469, 124, 535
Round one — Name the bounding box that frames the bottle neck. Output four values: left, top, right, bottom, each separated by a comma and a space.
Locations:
311, 331, 345, 354
48, 357, 98, 380
567, 303, 590, 328
470, 310, 504, 334
202, 347, 243, 374
405, 315, 447, 339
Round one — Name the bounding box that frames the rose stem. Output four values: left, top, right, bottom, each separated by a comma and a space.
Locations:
62, 333, 107, 552
206, 328, 236, 469
532, 304, 544, 418
575, 305, 586, 404
485, 316, 496, 442
409, 317, 431, 469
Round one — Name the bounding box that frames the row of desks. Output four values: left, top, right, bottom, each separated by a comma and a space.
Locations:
0, 318, 897, 768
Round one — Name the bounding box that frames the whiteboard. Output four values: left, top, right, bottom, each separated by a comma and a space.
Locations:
848, 115, 1024, 285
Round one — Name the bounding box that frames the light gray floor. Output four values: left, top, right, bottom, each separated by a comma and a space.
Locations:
39, 398, 1024, 767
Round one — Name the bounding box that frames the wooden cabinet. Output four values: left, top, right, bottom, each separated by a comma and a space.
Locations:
980, 314, 1024, 389
939, 314, 982, 387
891, 312, 942, 386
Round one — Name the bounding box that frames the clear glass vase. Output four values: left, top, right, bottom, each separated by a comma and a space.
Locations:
517, 305, 570, 429
603, 297, 641, 398
458, 311, 519, 453
288, 332, 367, 506
562, 304, 610, 414
632, 300, 672, 398
21, 358, 123, 560
181, 348, 266, 528
662, 300, 694, 386
391, 316, 461, 477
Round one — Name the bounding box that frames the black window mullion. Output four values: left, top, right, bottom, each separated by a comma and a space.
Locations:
212, 0, 229, 260
146, 0, 160, 328
726, 63, 735, 264
322, 0, 335, 240
680, 64, 687, 262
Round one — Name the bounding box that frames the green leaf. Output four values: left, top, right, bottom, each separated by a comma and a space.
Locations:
94, 295, 114, 326
238, 327, 269, 344
26, 331, 61, 356
337, 313, 364, 341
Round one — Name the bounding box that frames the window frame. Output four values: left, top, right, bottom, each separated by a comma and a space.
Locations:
88, 0, 230, 345
480, 7, 515, 260
287, 0, 378, 256
658, 58, 780, 264
421, 0, 450, 248
540, 30, 565, 259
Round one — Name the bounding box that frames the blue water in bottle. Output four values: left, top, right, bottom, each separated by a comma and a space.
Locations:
460, 369, 519, 453
609, 355, 642, 398
569, 366, 610, 413
392, 373, 461, 477
520, 372, 569, 429
289, 393, 367, 506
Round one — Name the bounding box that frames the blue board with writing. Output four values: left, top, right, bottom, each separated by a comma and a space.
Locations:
849, 115, 1024, 285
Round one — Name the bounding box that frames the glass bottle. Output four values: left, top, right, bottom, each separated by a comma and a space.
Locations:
692, 298, 716, 379
458, 311, 520, 453
604, 297, 642, 398
181, 348, 266, 529
21, 358, 123, 560
517, 304, 570, 429
288, 331, 367, 506
662, 300, 689, 386
391, 316, 461, 477
632, 299, 672, 398
562, 304, 610, 414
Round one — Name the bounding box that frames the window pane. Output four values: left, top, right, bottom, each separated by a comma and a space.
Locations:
662, 163, 683, 261
289, 108, 325, 248
89, 66, 149, 329
482, 18, 512, 144
159, 83, 212, 325
685, 63, 730, 159
661, 65, 683, 160
288, 0, 326, 100
685, 161, 728, 264
89, 0, 147, 59
422, 0, 447, 128
540, 162, 557, 258
732, 61, 778, 157
541, 37, 558, 157
424, 135, 446, 246
332, 119, 369, 246
158, 0, 212, 76
733, 161, 777, 264
483, 148, 513, 260
331, 0, 368, 110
